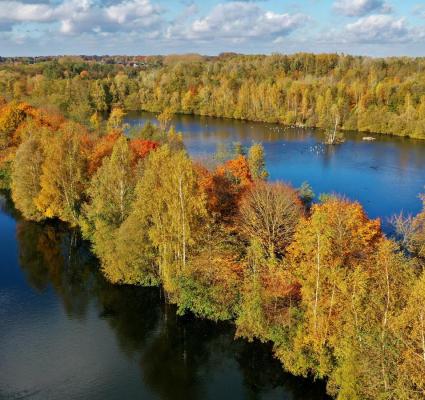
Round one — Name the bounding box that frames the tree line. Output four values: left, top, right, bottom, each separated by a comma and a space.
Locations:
1, 99, 425, 399
1, 53, 425, 138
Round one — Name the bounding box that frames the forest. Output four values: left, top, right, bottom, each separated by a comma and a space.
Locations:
0, 98, 424, 399
0, 53, 425, 138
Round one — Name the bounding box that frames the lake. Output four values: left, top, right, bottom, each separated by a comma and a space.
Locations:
126, 112, 425, 224
0, 194, 329, 399
2, 113, 425, 399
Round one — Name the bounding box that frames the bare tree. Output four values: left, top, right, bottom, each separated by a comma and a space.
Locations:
239, 181, 303, 258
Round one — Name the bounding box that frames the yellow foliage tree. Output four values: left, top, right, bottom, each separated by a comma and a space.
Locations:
35, 123, 87, 224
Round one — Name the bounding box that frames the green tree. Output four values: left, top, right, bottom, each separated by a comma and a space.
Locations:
178, 220, 242, 321
83, 135, 135, 238
136, 145, 207, 296
91, 81, 108, 112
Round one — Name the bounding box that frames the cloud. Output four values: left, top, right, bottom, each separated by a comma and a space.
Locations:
345, 14, 409, 42
333, 0, 392, 17
315, 11, 425, 48
106, 0, 161, 25
0, 0, 164, 34
167, 2, 306, 42
0, 0, 424, 56
0, 2, 54, 22
413, 4, 425, 19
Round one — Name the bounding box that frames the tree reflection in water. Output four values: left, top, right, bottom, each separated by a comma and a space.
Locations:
13, 212, 329, 400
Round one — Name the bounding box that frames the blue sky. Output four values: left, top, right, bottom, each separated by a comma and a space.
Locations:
0, 0, 424, 56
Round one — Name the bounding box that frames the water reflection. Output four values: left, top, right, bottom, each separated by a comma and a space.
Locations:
0, 197, 329, 400
16, 221, 92, 319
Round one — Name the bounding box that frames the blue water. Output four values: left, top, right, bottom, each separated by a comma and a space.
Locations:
126, 112, 425, 223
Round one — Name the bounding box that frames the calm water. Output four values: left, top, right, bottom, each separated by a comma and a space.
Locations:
0, 195, 329, 400
126, 112, 425, 222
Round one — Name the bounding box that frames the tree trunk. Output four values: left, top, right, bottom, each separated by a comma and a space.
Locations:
381, 262, 390, 392
178, 176, 186, 269
314, 233, 321, 335
420, 310, 425, 363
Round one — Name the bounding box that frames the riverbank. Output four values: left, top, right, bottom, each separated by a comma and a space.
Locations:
2, 54, 425, 140
133, 107, 425, 140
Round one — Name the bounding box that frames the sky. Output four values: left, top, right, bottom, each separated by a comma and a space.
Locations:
0, 0, 424, 57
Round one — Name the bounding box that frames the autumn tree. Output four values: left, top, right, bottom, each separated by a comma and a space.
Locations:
35, 123, 88, 224
178, 220, 243, 320
282, 197, 382, 380
248, 143, 268, 180
82, 137, 159, 285
90, 81, 108, 112
239, 181, 303, 258
236, 182, 303, 347
89, 112, 102, 131
345, 239, 414, 400
395, 271, 425, 399
157, 107, 174, 132
392, 199, 425, 263
102, 204, 158, 285
0, 101, 28, 148
83, 135, 135, 237
107, 107, 126, 131
236, 239, 269, 341
129, 138, 159, 165
11, 137, 45, 220
87, 131, 120, 175
318, 238, 414, 399
409, 199, 425, 260
135, 145, 207, 296
200, 155, 253, 224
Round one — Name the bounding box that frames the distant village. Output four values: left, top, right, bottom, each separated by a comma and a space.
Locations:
0, 53, 238, 67
0, 55, 162, 67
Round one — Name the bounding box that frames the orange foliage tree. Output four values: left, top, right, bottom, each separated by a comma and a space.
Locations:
87, 131, 121, 176
198, 155, 253, 224
129, 139, 159, 165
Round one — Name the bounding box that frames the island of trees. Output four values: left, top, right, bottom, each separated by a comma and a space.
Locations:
0, 53, 425, 138
0, 97, 424, 399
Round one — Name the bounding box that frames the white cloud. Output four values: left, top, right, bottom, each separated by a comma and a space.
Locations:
167, 2, 306, 42
345, 14, 408, 42
106, 0, 161, 25
333, 0, 392, 17
0, 0, 424, 56
0, 1, 54, 22
0, 0, 164, 35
